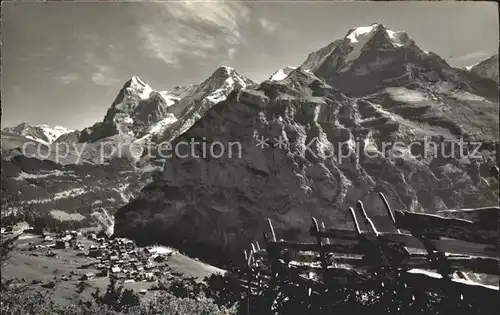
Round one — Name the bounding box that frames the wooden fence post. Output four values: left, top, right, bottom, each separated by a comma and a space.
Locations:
379, 192, 401, 234
254, 241, 261, 251
250, 243, 257, 267
267, 218, 277, 242
349, 207, 361, 235
234, 203, 500, 313
312, 217, 328, 274
356, 200, 400, 293
243, 249, 251, 315
356, 201, 379, 236
321, 222, 330, 244
395, 212, 454, 280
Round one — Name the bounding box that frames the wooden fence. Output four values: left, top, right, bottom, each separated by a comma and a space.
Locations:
240, 193, 499, 313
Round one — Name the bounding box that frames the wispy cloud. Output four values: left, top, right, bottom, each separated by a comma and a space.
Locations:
92, 65, 121, 86
228, 48, 237, 59
138, 1, 251, 65
257, 17, 277, 33
54, 74, 80, 84
165, 1, 250, 42
83, 52, 121, 86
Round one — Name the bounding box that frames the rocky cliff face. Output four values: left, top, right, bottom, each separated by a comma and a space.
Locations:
114, 63, 499, 264
79, 76, 176, 143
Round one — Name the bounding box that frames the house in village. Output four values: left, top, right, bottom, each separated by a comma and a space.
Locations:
88, 248, 103, 258
81, 272, 95, 281
60, 234, 73, 242
12, 222, 31, 234
111, 266, 121, 274
73, 242, 85, 251
96, 269, 109, 277
154, 255, 167, 263
54, 241, 70, 249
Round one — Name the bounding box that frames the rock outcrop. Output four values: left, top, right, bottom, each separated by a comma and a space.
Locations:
114, 67, 499, 265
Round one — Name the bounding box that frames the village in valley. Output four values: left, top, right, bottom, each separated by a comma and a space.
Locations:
0, 221, 222, 300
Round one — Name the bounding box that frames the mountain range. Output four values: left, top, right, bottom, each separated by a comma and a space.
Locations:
2, 23, 498, 264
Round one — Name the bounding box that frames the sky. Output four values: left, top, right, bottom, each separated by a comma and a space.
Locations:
1, 0, 498, 130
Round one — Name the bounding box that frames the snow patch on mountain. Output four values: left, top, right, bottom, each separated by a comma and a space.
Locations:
138, 114, 178, 140
54, 188, 87, 200
129, 76, 153, 100
113, 76, 154, 115
170, 85, 199, 99
14, 170, 77, 181
114, 183, 133, 203
344, 25, 379, 64
269, 66, 297, 81
342, 24, 411, 71
159, 91, 181, 107
39, 125, 74, 143
24, 136, 49, 146
205, 76, 240, 103
386, 29, 407, 47
191, 66, 252, 104
20, 187, 89, 205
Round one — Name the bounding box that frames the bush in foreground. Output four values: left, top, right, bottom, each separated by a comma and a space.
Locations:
0, 283, 236, 315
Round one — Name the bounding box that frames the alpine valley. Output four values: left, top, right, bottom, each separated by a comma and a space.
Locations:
2, 23, 498, 265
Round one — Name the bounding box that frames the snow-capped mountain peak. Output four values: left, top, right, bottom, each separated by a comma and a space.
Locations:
104, 77, 159, 124
38, 125, 75, 143
216, 65, 235, 73
197, 65, 254, 94
2, 122, 74, 145
158, 66, 255, 142
342, 23, 412, 69
80, 66, 255, 143
386, 29, 411, 47
299, 22, 492, 97
269, 66, 297, 81
124, 76, 154, 101
158, 91, 181, 107
136, 66, 249, 142
345, 25, 377, 43
300, 23, 420, 79
345, 23, 410, 47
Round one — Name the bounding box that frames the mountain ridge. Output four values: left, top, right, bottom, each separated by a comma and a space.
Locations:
2, 23, 498, 267
110, 25, 499, 264
466, 54, 499, 83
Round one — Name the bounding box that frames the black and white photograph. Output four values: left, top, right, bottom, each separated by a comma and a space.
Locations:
0, 0, 499, 314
